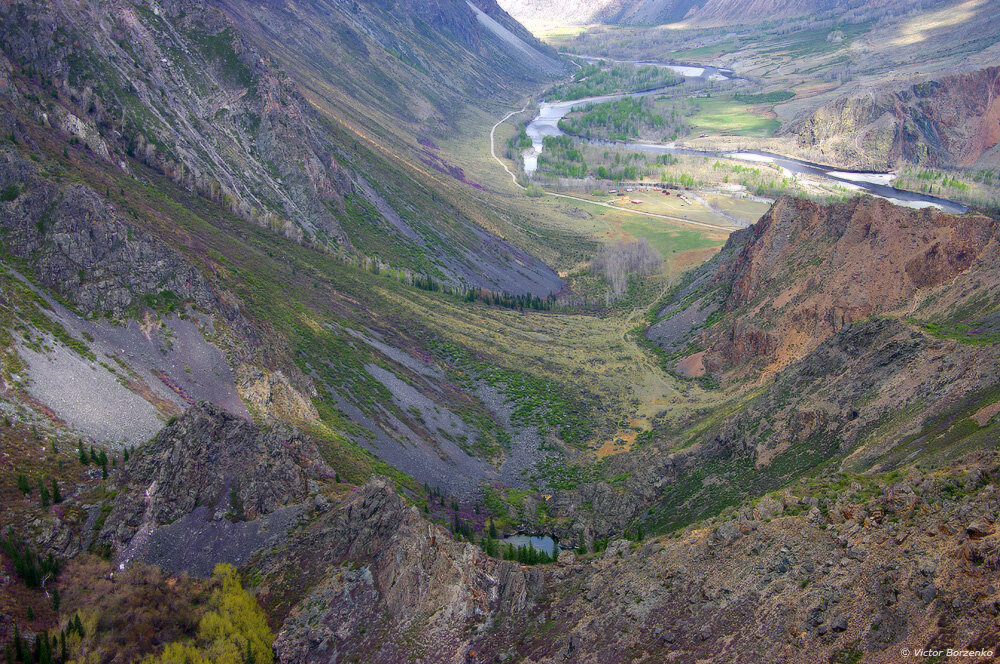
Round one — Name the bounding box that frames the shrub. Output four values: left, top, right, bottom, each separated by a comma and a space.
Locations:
143, 564, 274, 664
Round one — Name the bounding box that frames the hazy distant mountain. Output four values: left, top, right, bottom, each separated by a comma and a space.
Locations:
498, 0, 950, 29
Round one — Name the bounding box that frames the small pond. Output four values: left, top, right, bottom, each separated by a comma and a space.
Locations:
500, 534, 559, 557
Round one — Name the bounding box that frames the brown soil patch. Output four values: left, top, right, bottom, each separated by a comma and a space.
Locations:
972, 401, 1000, 427
794, 81, 840, 97
773, 286, 798, 310
595, 429, 638, 458
675, 351, 706, 378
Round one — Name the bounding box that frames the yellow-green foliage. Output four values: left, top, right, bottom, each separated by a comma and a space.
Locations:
143, 564, 274, 664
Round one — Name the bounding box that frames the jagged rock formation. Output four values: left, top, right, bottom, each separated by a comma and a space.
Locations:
98, 402, 325, 571
0, 150, 218, 315
788, 67, 1000, 170
653, 196, 999, 376
93, 404, 1000, 663
266, 478, 530, 663
465, 456, 1000, 663
543, 197, 1000, 540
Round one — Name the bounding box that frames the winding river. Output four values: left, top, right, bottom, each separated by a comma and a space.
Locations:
523, 62, 968, 214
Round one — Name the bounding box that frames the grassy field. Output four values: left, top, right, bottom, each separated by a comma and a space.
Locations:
665, 39, 740, 60
683, 97, 780, 137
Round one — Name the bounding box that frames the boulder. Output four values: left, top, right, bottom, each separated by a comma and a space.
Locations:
557, 549, 577, 566
603, 539, 631, 560
967, 520, 995, 539
754, 494, 784, 520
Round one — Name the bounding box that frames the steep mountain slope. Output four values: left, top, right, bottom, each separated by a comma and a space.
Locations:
592, 196, 1000, 536
788, 66, 1000, 170
473, 198, 999, 543
67, 402, 1000, 663
1, 0, 999, 661
0, 0, 566, 294
0, 0, 577, 501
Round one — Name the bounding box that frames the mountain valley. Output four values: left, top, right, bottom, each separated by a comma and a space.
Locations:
0, 1, 998, 663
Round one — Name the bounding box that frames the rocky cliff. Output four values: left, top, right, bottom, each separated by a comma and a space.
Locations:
655, 196, 999, 376
788, 67, 1000, 170
85, 404, 1000, 663
98, 402, 324, 568
570, 196, 1000, 544
0, 150, 218, 315
267, 478, 530, 663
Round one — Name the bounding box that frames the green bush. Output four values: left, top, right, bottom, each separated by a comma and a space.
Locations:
142, 564, 274, 664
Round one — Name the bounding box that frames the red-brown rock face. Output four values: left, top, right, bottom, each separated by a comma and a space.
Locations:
703, 196, 998, 372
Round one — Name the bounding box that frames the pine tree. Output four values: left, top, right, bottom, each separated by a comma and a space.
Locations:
51, 478, 61, 504
77, 441, 88, 465
488, 517, 498, 540
26, 606, 34, 621
39, 480, 51, 507
73, 614, 84, 639
37, 630, 52, 664
51, 587, 60, 612
14, 624, 26, 662
16, 474, 31, 496
123, 447, 129, 462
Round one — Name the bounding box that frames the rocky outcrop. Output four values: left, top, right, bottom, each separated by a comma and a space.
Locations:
0, 150, 217, 315
98, 402, 323, 555
235, 365, 321, 425
702, 196, 997, 371
789, 67, 1000, 169
258, 455, 1000, 664
261, 478, 530, 663
610, 197, 1000, 542
465, 457, 1000, 664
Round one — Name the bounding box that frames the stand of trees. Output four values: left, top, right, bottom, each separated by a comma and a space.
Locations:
412, 273, 556, 312
590, 239, 663, 299
546, 63, 679, 102
559, 97, 670, 142
0, 530, 60, 588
